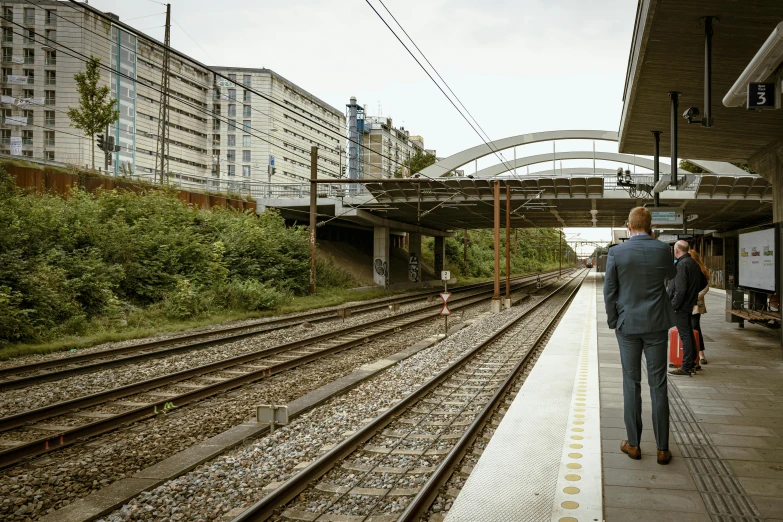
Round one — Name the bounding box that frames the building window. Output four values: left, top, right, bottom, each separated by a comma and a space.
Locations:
22, 130, 32, 145
242, 135, 250, 147
2, 7, 12, 22
212, 119, 220, 131
45, 50, 55, 65
1, 68, 10, 82
242, 120, 250, 132
227, 134, 236, 146
242, 150, 251, 162
45, 70, 55, 85
243, 90, 251, 103
22, 150, 32, 157
45, 10, 55, 25
227, 150, 235, 162
242, 165, 250, 177
1, 109, 11, 121
227, 104, 236, 117
227, 164, 235, 176
44, 150, 54, 160
212, 134, 220, 146
24, 48, 34, 64
227, 119, 236, 131
2, 88, 11, 97
23, 109, 33, 122
24, 8, 34, 25
228, 89, 236, 100
2, 28, 12, 43
228, 73, 236, 82
243, 105, 251, 117
212, 103, 220, 115
44, 90, 54, 105
44, 130, 54, 146
243, 74, 251, 86
45, 30, 55, 42
1, 129, 9, 145
2, 48, 11, 63
23, 88, 33, 98
24, 69, 34, 84
24, 29, 34, 44
44, 110, 54, 125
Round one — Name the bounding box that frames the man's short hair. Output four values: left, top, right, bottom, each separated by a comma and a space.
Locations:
627, 206, 652, 232
675, 240, 689, 254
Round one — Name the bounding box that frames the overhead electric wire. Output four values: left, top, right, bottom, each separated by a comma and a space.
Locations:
375, 0, 518, 179
365, 0, 518, 180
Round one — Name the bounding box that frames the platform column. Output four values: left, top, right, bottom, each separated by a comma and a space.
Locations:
408, 232, 421, 284
373, 226, 390, 289
434, 236, 445, 276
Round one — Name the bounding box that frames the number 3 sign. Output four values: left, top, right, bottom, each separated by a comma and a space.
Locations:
747, 82, 777, 110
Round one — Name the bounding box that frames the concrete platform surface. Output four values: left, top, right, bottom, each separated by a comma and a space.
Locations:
446, 273, 602, 522
597, 273, 783, 522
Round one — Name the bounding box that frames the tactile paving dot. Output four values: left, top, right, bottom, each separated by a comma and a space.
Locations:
559, 518, 578, 522
563, 487, 580, 494
567, 463, 582, 469
561, 501, 579, 509
568, 453, 582, 458
569, 444, 582, 449
565, 474, 581, 481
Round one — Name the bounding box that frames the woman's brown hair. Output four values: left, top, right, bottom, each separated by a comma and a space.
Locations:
689, 249, 710, 281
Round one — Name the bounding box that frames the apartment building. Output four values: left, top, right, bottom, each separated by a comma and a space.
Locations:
362, 116, 422, 178
210, 67, 345, 185
0, 0, 345, 187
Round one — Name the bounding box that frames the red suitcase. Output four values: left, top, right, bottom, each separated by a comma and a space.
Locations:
668, 327, 700, 367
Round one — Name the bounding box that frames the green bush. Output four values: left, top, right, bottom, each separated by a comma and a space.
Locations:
0, 166, 323, 346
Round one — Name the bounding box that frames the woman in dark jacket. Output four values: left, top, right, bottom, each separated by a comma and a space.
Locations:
689, 249, 710, 366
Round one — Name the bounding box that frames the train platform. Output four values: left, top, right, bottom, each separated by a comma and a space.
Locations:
446, 271, 783, 522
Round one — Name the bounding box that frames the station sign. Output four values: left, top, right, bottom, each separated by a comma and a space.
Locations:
441, 270, 450, 281
747, 82, 776, 110
650, 207, 683, 226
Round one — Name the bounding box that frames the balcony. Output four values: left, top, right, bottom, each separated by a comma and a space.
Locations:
44, 97, 54, 106
24, 56, 33, 64
27, 76, 34, 84
23, 16, 34, 25
2, 35, 11, 44
45, 56, 55, 66
0, 137, 9, 145
44, 77, 55, 86
45, 15, 55, 25
22, 137, 32, 145
44, 118, 54, 125
1, 13, 12, 23
44, 138, 54, 147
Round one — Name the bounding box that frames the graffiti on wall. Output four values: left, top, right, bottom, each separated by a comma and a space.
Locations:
408, 253, 419, 283
374, 258, 389, 289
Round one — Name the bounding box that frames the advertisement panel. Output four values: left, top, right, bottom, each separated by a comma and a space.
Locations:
738, 227, 776, 292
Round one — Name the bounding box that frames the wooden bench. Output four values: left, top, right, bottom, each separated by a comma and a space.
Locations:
726, 309, 780, 323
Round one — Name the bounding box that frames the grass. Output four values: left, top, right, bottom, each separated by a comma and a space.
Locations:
0, 264, 578, 361
0, 286, 409, 361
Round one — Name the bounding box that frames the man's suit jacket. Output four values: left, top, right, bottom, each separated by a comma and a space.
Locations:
604, 234, 677, 334
666, 253, 702, 313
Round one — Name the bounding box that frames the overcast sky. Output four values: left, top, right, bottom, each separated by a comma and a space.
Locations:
86, 0, 637, 250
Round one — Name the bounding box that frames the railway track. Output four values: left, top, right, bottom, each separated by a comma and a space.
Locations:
0, 270, 572, 470
0, 270, 567, 391
230, 269, 587, 522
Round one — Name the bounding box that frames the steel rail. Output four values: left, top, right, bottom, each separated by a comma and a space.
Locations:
230, 270, 587, 521
0, 273, 557, 383
397, 271, 586, 521
0, 272, 571, 469
0, 271, 571, 392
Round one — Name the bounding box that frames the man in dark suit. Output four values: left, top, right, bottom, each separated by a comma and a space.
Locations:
667, 240, 702, 376
604, 207, 677, 465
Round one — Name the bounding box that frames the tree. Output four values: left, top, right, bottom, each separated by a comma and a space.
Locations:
67, 56, 119, 170
394, 149, 437, 178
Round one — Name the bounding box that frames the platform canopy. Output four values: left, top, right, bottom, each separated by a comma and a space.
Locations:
618, 0, 783, 163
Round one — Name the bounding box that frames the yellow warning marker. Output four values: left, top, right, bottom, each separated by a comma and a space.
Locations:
563, 487, 580, 494
571, 435, 583, 440
569, 443, 583, 449
567, 463, 582, 469
568, 453, 582, 458
565, 474, 581, 481
561, 501, 579, 509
